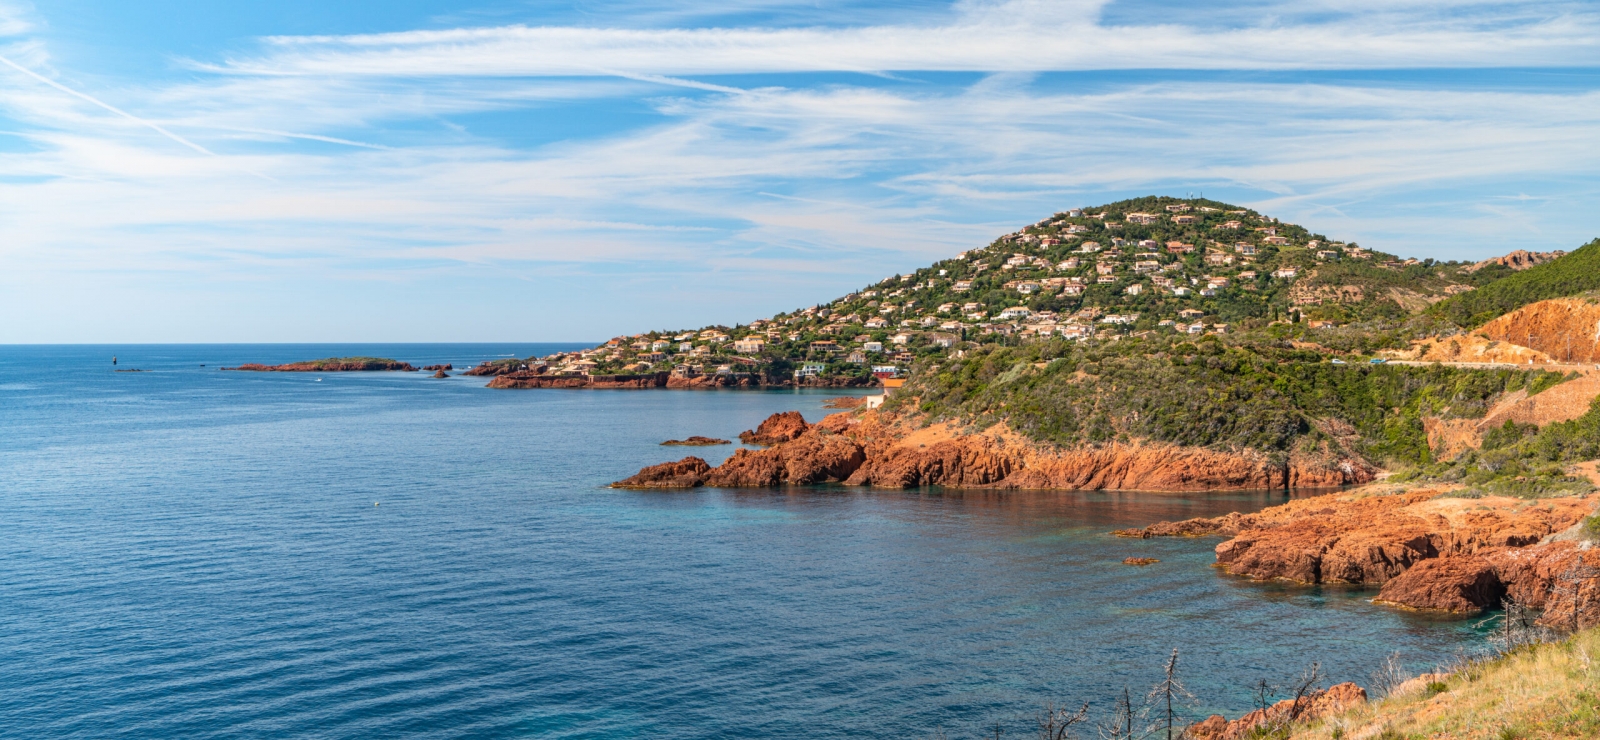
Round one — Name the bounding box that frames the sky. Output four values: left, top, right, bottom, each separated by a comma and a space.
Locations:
1, 0, 1598, 343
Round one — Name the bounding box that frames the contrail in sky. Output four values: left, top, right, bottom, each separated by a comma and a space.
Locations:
0, 54, 215, 155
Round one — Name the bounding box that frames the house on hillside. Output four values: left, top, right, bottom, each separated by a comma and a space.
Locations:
733, 337, 765, 353
1172, 215, 1197, 225
1126, 212, 1161, 225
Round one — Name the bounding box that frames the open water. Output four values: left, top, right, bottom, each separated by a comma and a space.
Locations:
1, 344, 1490, 739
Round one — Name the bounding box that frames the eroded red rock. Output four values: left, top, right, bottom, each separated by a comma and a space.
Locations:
737, 411, 811, 445
611, 457, 712, 489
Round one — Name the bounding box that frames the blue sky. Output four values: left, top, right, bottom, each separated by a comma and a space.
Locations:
2, 0, 1598, 342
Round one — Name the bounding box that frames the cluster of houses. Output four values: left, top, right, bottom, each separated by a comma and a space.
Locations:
548, 200, 1391, 378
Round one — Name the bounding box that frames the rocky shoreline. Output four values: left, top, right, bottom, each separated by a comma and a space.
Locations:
614, 405, 1600, 628
1120, 484, 1600, 627
613, 409, 1375, 491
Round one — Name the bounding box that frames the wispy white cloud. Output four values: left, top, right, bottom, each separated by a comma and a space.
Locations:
199, 0, 1600, 78
1, 0, 1598, 341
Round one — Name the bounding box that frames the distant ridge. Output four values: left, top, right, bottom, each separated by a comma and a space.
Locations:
1465, 249, 1566, 273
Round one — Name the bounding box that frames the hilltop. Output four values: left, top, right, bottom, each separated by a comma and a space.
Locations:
507, 196, 1516, 383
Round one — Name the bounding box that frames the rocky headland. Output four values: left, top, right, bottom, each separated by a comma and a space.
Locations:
222, 357, 418, 372
1120, 484, 1600, 627
613, 409, 1375, 491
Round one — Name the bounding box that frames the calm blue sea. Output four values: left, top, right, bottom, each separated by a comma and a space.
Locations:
1, 344, 1487, 739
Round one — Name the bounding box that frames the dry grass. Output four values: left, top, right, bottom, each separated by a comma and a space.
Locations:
1289, 627, 1600, 739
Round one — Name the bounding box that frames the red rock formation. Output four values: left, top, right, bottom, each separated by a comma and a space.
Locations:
738, 411, 811, 445
464, 361, 535, 376
618, 410, 1375, 493
1374, 556, 1503, 613
1477, 296, 1600, 363
1185, 683, 1367, 739
706, 433, 866, 486
1133, 483, 1600, 620
661, 436, 731, 446
422, 364, 453, 371
223, 359, 417, 372
432, 370, 449, 378
665, 374, 764, 389
611, 457, 713, 489
487, 372, 668, 389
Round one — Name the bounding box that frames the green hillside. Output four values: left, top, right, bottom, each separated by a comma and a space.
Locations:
895, 332, 1565, 467
1430, 238, 1600, 327
522, 196, 1498, 379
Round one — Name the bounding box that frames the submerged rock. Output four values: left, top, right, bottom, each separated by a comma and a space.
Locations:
661, 436, 731, 446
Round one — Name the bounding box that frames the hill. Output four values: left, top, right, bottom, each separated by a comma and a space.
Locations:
514, 196, 1504, 382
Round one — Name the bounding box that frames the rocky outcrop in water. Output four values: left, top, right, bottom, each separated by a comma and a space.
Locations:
223, 358, 417, 372
432, 370, 450, 378
661, 436, 730, 446
612, 457, 713, 489
423, 364, 453, 371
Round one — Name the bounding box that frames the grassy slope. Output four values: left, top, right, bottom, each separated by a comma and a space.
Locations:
1430, 239, 1600, 328
1289, 627, 1600, 739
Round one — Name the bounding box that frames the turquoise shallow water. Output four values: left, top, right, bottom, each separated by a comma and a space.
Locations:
0, 344, 1487, 738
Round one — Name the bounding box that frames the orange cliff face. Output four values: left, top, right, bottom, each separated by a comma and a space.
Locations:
611, 410, 1376, 492
1126, 486, 1600, 625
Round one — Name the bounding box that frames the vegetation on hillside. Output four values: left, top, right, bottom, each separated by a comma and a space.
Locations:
1430, 239, 1600, 327
1404, 397, 1600, 498
536, 196, 1502, 380
893, 333, 1564, 467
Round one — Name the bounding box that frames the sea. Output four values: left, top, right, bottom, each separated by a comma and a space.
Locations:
0, 344, 1492, 739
